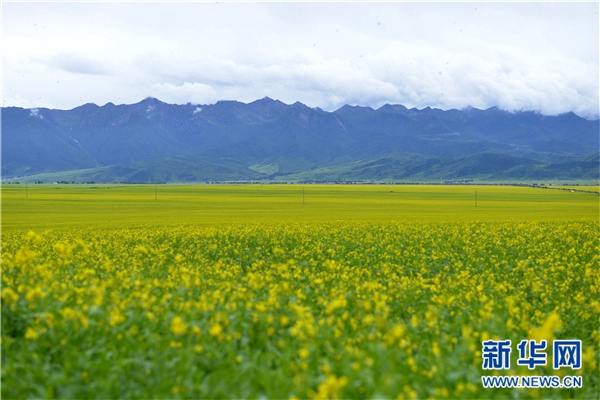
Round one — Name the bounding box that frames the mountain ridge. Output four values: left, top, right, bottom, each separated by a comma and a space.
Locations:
2, 98, 598, 182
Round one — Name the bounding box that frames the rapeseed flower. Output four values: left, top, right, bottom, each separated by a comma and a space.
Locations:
171, 316, 188, 335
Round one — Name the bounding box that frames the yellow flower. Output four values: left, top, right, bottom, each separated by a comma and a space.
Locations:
582, 346, 597, 371
298, 347, 310, 359
192, 325, 202, 337
209, 322, 222, 337
528, 311, 563, 342
411, 315, 419, 328
109, 309, 126, 327
25, 286, 45, 302
14, 248, 37, 264
308, 375, 348, 400
25, 230, 42, 244
25, 327, 39, 340
325, 296, 347, 314
60, 307, 78, 320
75, 239, 90, 255
171, 316, 188, 335
53, 242, 73, 259
390, 323, 405, 339
1, 288, 19, 304
134, 245, 149, 255
432, 342, 441, 357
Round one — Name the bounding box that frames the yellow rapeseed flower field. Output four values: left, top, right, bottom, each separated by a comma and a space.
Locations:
1, 184, 598, 398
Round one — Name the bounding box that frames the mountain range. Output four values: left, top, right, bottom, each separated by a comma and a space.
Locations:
2, 97, 598, 182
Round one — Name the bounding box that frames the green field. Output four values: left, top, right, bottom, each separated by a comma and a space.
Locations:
2, 185, 598, 398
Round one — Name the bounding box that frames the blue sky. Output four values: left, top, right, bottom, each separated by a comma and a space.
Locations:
2, 2, 598, 118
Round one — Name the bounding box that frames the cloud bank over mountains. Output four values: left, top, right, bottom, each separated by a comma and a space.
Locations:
3, 3, 598, 119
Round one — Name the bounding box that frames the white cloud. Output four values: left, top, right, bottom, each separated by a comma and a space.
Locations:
151, 82, 218, 105
46, 53, 111, 76
2, 2, 598, 118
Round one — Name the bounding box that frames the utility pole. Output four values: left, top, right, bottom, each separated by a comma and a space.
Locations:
475, 188, 478, 207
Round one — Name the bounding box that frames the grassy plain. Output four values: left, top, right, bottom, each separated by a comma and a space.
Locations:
2, 184, 599, 399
